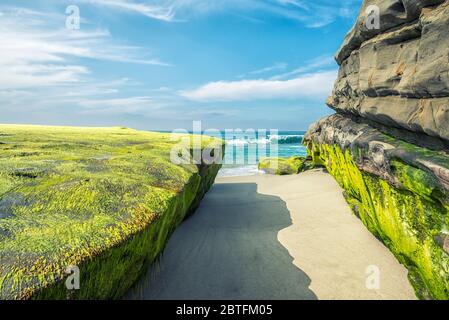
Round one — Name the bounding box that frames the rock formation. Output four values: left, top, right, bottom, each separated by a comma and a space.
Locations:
0, 125, 223, 299
304, 0, 449, 299
258, 156, 315, 175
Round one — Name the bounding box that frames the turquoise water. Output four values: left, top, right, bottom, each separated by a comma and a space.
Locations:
157, 129, 308, 177
216, 131, 308, 177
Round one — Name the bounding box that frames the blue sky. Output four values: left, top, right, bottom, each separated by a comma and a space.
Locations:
0, 0, 361, 131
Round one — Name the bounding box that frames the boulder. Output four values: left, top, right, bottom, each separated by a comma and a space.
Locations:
258, 156, 313, 175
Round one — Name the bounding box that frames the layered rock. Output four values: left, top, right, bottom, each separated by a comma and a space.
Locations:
330, 0, 449, 142
305, 0, 449, 299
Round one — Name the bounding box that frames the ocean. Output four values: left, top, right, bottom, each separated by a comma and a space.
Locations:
214, 130, 307, 177
157, 129, 308, 177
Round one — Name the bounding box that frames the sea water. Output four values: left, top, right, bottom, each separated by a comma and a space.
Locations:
157, 129, 307, 178
215, 131, 307, 177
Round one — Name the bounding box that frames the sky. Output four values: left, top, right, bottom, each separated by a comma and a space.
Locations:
0, 0, 362, 131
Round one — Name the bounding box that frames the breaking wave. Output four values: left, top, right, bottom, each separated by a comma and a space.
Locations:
225, 134, 303, 146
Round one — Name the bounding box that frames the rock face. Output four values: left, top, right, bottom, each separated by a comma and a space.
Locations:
305, 0, 449, 299
331, 0, 449, 142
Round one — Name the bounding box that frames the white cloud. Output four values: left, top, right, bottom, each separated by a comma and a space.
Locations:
244, 62, 288, 77
78, 96, 153, 108
180, 70, 337, 102
251, 62, 288, 75
271, 55, 336, 80
84, 0, 175, 21
82, 0, 360, 27
0, 7, 170, 89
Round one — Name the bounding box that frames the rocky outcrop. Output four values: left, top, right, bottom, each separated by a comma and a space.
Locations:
0, 125, 223, 300
335, 0, 446, 64
330, 0, 449, 142
305, 0, 449, 299
258, 156, 315, 175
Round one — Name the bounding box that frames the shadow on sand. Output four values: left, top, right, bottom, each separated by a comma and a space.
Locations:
125, 183, 317, 300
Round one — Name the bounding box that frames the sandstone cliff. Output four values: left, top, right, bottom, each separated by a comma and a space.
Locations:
304, 0, 449, 299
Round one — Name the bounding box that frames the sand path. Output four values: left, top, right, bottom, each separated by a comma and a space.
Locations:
126, 170, 416, 300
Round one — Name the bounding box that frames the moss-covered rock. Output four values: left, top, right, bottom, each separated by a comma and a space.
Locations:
304, 116, 449, 300
304, 0, 449, 300
0, 125, 224, 299
258, 156, 313, 175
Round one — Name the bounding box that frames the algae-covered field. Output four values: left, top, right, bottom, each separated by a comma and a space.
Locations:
0, 125, 223, 299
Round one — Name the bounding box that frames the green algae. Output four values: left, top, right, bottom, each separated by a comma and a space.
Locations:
258, 156, 314, 175
308, 142, 449, 300
0, 125, 223, 299
389, 160, 448, 209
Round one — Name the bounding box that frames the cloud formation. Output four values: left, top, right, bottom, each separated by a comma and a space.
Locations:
0, 7, 169, 89
271, 55, 336, 80
180, 70, 337, 102
77, 96, 164, 115
0, 2, 349, 130
84, 0, 360, 27
84, 0, 175, 21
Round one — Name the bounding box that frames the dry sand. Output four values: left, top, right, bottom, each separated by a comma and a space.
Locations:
126, 169, 417, 300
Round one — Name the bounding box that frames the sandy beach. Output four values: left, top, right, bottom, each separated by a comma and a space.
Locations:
126, 169, 417, 300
